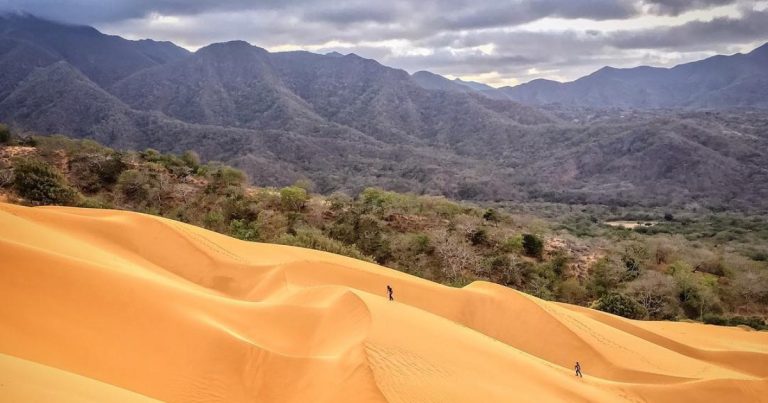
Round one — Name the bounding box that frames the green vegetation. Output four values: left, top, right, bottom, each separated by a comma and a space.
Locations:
522, 234, 544, 259
12, 159, 78, 206
593, 293, 647, 319
1, 132, 767, 329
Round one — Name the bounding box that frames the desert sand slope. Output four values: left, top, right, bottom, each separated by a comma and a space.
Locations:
0, 203, 766, 402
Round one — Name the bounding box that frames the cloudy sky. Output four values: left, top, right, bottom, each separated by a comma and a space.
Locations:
2, 0, 768, 86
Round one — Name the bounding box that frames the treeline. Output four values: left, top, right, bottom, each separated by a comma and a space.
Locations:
1, 128, 766, 329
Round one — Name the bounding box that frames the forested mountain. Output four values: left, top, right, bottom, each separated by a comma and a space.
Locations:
1, 14, 768, 210
500, 44, 768, 108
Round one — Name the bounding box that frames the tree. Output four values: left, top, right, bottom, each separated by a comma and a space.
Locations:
116, 169, 156, 203
593, 293, 647, 319
294, 178, 315, 193
181, 150, 201, 170
431, 228, 480, 280
673, 269, 720, 320
12, 159, 77, 206
586, 258, 623, 298
522, 233, 543, 258
626, 271, 679, 320
280, 186, 309, 212
207, 165, 247, 193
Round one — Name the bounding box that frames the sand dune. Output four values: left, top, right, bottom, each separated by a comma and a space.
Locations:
1, 203, 766, 402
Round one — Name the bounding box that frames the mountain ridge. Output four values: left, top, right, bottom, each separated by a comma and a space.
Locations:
499, 43, 768, 108
1, 14, 767, 209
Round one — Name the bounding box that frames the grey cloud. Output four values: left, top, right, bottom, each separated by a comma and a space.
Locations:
611, 8, 768, 50
2, 0, 766, 85
1, 0, 639, 28
642, 0, 737, 16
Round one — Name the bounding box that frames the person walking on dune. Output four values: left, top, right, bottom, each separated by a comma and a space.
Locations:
387, 285, 394, 301
575, 361, 583, 378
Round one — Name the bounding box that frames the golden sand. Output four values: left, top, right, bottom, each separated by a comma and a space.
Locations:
1, 203, 766, 402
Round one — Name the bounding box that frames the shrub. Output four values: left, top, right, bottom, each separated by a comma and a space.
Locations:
702, 313, 728, 326
483, 254, 511, 279
0, 124, 10, 144
69, 153, 126, 193
278, 228, 372, 262
587, 258, 623, 298
522, 233, 543, 258
229, 219, 260, 241
593, 293, 647, 319
207, 165, 247, 192
558, 278, 589, 305
116, 169, 156, 203
181, 150, 201, 170
204, 210, 226, 230
728, 316, 766, 330
547, 252, 569, 277
12, 159, 78, 206
77, 196, 112, 209
354, 214, 391, 263
500, 235, 523, 254
280, 186, 309, 212
404, 233, 431, 255
483, 208, 501, 222
468, 228, 489, 246
293, 178, 315, 193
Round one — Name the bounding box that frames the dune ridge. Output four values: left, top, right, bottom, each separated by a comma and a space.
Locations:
1, 203, 766, 402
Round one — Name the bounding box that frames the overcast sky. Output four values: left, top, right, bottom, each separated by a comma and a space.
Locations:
2, 0, 768, 87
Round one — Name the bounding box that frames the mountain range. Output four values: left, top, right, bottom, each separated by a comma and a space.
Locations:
412, 45, 768, 109
1, 14, 767, 209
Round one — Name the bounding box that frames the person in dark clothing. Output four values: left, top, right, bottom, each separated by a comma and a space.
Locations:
386, 285, 394, 301
575, 361, 583, 378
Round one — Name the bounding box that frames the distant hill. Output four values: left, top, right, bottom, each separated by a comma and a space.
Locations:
411, 71, 510, 100
412, 71, 476, 94
1, 14, 768, 209
501, 44, 768, 108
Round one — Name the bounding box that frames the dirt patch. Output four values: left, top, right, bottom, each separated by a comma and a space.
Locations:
604, 220, 658, 229
0, 146, 36, 164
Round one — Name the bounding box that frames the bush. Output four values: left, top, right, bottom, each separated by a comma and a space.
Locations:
181, 150, 201, 170
207, 165, 247, 192
728, 316, 766, 330
116, 169, 156, 203
12, 159, 78, 205
702, 313, 728, 326
593, 293, 647, 319
522, 233, 544, 258
77, 196, 112, 209
500, 235, 523, 253
229, 219, 259, 241
69, 152, 126, 193
483, 254, 511, 279
280, 186, 309, 212
558, 278, 589, 305
483, 208, 501, 222
468, 228, 489, 246
278, 228, 372, 262
0, 124, 10, 144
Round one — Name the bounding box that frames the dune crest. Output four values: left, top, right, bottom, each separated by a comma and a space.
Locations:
1, 203, 766, 402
